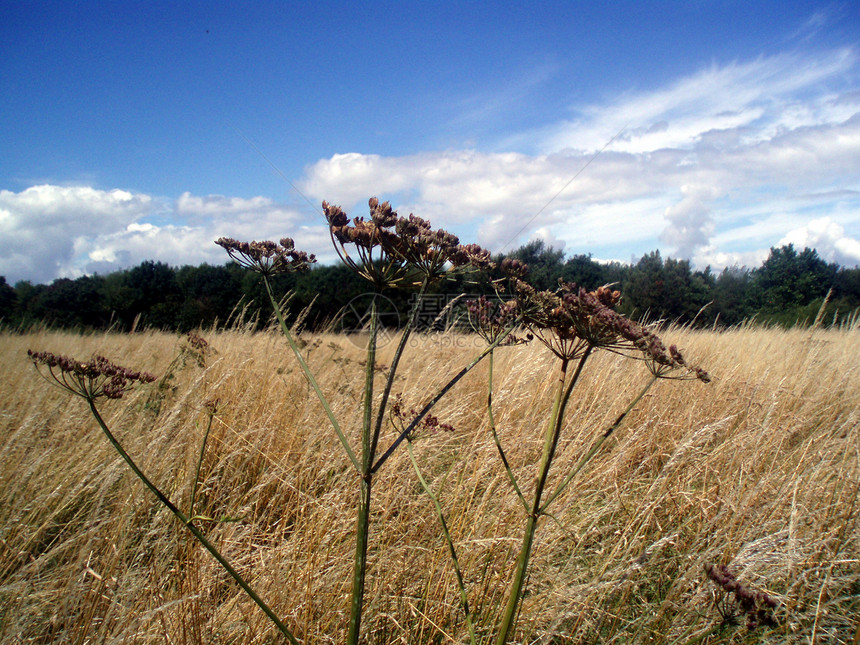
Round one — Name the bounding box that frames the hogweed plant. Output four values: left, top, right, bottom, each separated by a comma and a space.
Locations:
25, 351, 302, 644
217, 198, 515, 644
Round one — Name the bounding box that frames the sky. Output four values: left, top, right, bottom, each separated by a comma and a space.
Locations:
1, 1, 859, 285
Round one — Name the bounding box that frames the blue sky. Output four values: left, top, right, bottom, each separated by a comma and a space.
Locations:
2, 1, 859, 285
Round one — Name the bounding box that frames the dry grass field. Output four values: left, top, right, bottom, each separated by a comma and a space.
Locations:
1, 323, 858, 644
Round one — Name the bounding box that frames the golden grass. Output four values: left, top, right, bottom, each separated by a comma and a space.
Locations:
1, 324, 858, 644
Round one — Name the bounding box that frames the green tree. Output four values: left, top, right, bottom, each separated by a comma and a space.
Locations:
623, 251, 713, 323
0, 276, 17, 323
175, 263, 243, 330
506, 240, 565, 291
755, 245, 836, 313
712, 266, 756, 326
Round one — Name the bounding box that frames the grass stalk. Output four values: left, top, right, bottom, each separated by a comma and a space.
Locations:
407, 439, 477, 645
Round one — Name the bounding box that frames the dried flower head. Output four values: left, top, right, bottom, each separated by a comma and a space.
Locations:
323, 198, 494, 288
185, 332, 209, 351
706, 564, 779, 630
466, 296, 527, 346
215, 237, 316, 276
512, 278, 710, 381
28, 350, 156, 400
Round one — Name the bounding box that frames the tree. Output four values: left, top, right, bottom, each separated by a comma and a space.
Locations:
755, 245, 836, 312
622, 251, 713, 323
0, 276, 16, 322
713, 266, 756, 326
506, 240, 565, 291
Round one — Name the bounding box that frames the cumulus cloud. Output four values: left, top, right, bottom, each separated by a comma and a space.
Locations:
779, 217, 860, 266
660, 184, 721, 259
0, 185, 330, 284
0, 185, 153, 284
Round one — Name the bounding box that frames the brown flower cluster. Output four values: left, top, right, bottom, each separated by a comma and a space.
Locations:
510, 276, 710, 381
323, 197, 492, 288
706, 564, 779, 629
28, 350, 156, 400
215, 237, 316, 275
466, 295, 528, 346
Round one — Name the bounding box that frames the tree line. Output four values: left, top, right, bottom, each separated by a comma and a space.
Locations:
2, 242, 859, 332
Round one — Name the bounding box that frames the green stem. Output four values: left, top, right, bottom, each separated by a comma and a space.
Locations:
264, 277, 360, 473
495, 348, 592, 645
540, 374, 658, 514
370, 277, 429, 460
407, 439, 477, 645
87, 401, 300, 644
347, 296, 379, 645
488, 350, 529, 514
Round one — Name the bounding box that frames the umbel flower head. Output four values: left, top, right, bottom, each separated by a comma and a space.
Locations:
323, 197, 493, 288
28, 350, 156, 400
215, 237, 316, 276
513, 278, 710, 381
466, 295, 528, 346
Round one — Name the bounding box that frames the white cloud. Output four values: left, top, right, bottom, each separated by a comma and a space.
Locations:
660, 184, 722, 258
0, 185, 332, 284
779, 217, 860, 266
0, 185, 153, 284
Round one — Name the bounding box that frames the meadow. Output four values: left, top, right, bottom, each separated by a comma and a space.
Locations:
1, 322, 857, 644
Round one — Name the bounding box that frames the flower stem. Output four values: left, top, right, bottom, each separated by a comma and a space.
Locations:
488, 350, 529, 513
540, 374, 658, 514
347, 296, 379, 645
371, 318, 521, 475
189, 409, 215, 519
370, 277, 429, 460
87, 401, 300, 644
494, 348, 591, 645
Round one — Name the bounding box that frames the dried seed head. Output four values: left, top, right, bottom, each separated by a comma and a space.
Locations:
215, 237, 316, 276
705, 564, 779, 629
500, 258, 529, 278
323, 197, 494, 288
466, 296, 526, 345
390, 394, 456, 439
28, 350, 155, 401
512, 279, 709, 380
